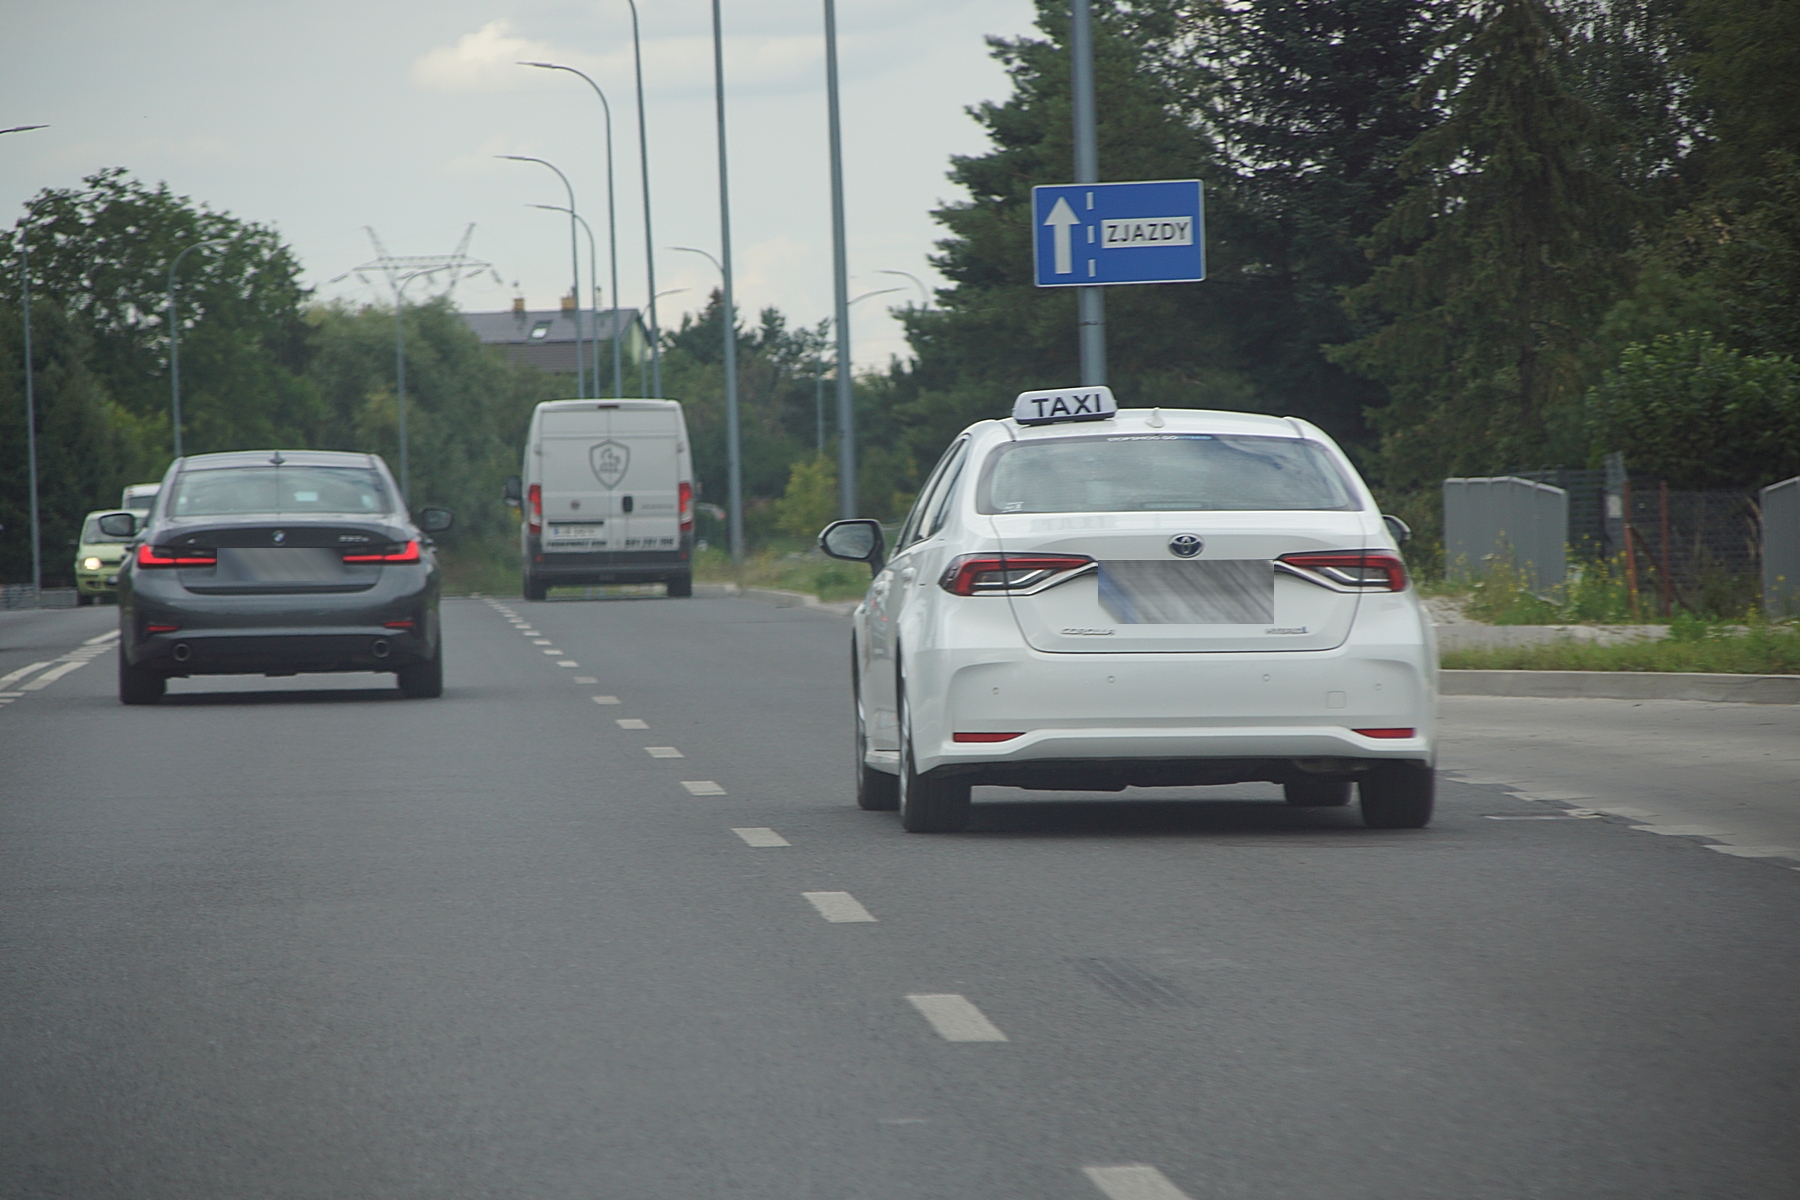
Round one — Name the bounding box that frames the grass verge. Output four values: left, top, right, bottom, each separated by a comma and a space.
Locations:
692, 545, 872, 603
1443, 622, 1800, 674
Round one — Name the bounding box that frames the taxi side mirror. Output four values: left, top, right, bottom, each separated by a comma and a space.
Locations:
819, 519, 885, 575
96, 512, 137, 538
1382, 514, 1412, 547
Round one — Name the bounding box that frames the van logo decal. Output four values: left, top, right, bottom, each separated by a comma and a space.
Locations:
1168, 533, 1203, 558
589, 441, 630, 489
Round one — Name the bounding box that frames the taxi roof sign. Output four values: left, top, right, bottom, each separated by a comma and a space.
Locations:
1012, 385, 1117, 426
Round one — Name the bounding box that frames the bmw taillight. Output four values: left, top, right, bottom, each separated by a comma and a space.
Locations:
527, 483, 542, 535
1276, 550, 1407, 592
342, 540, 421, 565
678, 481, 694, 533
136, 543, 217, 569
939, 553, 1094, 596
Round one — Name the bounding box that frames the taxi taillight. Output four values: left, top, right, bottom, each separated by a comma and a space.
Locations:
136, 543, 216, 568
1277, 550, 1408, 592
939, 553, 1094, 596
342, 540, 420, 564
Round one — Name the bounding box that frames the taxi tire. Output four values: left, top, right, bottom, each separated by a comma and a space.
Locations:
855, 698, 899, 813
897, 684, 970, 833
1285, 778, 1352, 806
118, 654, 166, 705
396, 643, 444, 699
1359, 762, 1434, 829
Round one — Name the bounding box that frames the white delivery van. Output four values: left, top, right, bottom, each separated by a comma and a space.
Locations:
512, 399, 695, 601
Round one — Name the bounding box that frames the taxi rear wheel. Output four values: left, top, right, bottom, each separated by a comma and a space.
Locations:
897, 682, 970, 833
1359, 762, 1434, 828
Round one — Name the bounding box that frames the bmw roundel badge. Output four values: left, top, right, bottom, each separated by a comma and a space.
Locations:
272, 530, 287, 545
1168, 533, 1203, 558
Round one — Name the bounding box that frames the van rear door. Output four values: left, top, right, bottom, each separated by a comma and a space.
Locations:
538, 408, 615, 551
609, 406, 682, 553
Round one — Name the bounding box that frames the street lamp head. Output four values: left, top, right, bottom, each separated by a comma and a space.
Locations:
1, 124, 50, 136
519, 61, 556, 69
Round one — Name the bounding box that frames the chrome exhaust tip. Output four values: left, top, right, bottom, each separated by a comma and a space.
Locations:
370, 638, 391, 660
171, 643, 192, 663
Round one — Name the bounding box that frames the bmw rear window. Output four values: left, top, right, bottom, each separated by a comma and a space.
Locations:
169, 467, 392, 516
978, 434, 1360, 514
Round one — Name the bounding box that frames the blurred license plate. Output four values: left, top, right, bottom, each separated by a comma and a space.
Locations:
217, 547, 345, 582
1098, 560, 1273, 624
549, 524, 605, 537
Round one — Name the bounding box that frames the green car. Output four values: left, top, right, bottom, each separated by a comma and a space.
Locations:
74, 509, 134, 605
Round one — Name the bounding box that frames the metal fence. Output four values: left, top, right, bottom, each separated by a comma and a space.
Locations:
1620, 481, 1762, 616
1764, 476, 1800, 617
1442, 476, 1568, 590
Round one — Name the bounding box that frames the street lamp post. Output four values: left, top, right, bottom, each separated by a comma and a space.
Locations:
520, 61, 623, 400
499, 154, 587, 398
822, 0, 857, 519
1071, 0, 1107, 385
166, 237, 231, 459
6, 123, 48, 599
625, 0, 663, 398
671, 245, 741, 565
530, 205, 606, 395
812, 287, 900, 468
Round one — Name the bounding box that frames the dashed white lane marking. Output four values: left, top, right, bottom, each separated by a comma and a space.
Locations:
0, 662, 52, 689
1484, 814, 1583, 820
616, 718, 649, 729
557, 661, 579, 667
83, 629, 121, 645
22, 660, 90, 690
0, 691, 23, 698
592, 695, 621, 705
732, 827, 790, 847
644, 746, 684, 758
573, 676, 598, 684
1636, 824, 1741, 838
1082, 1165, 1194, 1200
682, 780, 726, 795
533, 638, 552, 643
905, 994, 1007, 1042
803, 891, 877, 922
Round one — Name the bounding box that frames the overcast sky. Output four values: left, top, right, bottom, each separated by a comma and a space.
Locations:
2, 0, 1044, 372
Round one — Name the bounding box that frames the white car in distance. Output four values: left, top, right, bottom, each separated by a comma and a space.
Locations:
819, 386, 1437, 833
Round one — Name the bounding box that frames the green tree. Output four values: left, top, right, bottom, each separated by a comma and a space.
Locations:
0, 169, 323, 457
770, 455, 839, 541
1329, 0, 1642, 490
1585, 330, 1800, 489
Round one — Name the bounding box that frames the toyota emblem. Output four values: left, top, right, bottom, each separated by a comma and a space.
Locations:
1168, 534, 1203, 558
272, 530, 287, 545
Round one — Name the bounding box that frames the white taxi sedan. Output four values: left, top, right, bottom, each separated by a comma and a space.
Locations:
819, 387, 1437, 833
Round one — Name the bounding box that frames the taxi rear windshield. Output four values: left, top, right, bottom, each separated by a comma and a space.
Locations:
978, 433, 1359, 513
169, 466, 392, 517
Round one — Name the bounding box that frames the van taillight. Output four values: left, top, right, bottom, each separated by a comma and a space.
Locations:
1276, 550, 1408, 592
527, 483, 542, 535
679, 481, 693, 533
939, 553, 1094, 596
342, 541, 421, 564
136, 543, 216, 568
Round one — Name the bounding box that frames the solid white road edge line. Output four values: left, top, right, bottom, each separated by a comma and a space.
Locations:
1082, 1165, 1194, 1200
905, 994, 1007, 1042
0, 662, 53, 689
732, 827, 790, 847
681, 780, 726, 795
802, 891, 877, 923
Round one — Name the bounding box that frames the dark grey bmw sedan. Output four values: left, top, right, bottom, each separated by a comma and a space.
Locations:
109, 450, 453, 705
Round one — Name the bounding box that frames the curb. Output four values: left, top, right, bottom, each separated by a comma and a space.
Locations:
1442, 669, 1800, 704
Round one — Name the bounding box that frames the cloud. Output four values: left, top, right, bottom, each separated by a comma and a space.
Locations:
410, 19, 569, 94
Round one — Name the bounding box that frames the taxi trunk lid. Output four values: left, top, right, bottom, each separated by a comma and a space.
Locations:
992, 511, 1366, 653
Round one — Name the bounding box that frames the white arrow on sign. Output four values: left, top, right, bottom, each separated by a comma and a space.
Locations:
1043, 196, 1080, 275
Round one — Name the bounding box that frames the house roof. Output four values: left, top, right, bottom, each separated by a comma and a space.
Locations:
463, 307, 643, 347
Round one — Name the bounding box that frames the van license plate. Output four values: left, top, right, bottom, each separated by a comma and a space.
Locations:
549, 523, 606, 537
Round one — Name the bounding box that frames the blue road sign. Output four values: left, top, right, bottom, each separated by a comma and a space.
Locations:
1032, 179, 1205, 288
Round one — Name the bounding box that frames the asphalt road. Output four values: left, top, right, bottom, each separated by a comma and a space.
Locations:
2, 597, 1797, 1200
